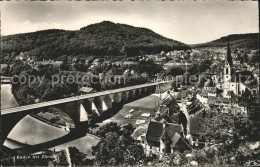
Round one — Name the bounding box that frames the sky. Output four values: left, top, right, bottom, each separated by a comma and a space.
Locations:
0, 1, 258, 44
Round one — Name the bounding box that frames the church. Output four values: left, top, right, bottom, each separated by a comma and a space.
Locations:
217, 43, 258, 98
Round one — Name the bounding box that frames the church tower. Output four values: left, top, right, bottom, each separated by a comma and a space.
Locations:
223, 42, 233, 98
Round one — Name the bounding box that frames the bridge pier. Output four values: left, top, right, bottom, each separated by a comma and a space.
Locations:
98, 95, 113, 113
128, 90, 136, 101
54, 102, 86, 130
93, 95, 112, 114
140, 88, 146, 97
143, 87, 149, 96
83, 98, 100, 116
78, 101, 88, 122
135, 89, 141, 98
121, 91, 129, 103
111, 93, 122, 103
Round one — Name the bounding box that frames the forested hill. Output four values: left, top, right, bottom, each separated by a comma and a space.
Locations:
191, 33, 259, 49
2, 21, 190, 60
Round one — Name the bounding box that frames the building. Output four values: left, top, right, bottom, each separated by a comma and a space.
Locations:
143, 119, 191, 159
141, 93, 192, 159
16, 52, 30, 61
203, 77, 217, 97
79, 86, 94, 94
219, 43, 258, 98
123, 61, 135, 65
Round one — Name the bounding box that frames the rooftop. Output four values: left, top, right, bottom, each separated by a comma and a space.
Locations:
146, 120, 164, 142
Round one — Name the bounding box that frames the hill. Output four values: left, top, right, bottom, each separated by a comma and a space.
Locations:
191, 33, 259, 49
1, 21, 190, 61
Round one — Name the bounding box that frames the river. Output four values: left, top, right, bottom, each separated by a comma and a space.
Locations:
1, 84, 19, 109
2, 84, 99, 156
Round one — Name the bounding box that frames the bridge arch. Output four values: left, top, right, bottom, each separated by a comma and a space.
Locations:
121, 91, 129, 103
81, 100, 94, 115
2, 106, 78, 144
140, 88, 146, 97
128, 90, 136, 101
103, 95, 113, 110
149, 85, 156, 93
93, 97, 104, 115
146, 87, 152, 95
112, 93, 121, 103
135, 89, 141, 98
55, 101, 87, 128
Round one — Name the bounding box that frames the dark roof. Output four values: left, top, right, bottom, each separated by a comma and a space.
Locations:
201, 89, 208, 97
187, 99, 203, 115
226, 42, 233, 66
209, 87, 217, 93
231, 71, 253, 83
190, 117, 206, 135
170, 133, 192, 150
217, 97, 230, 104
189, 110, 210, 135
208, 96, 217, 105
243, 83, 259, 90
204, 78, 215, 87
146, 120, 164, 142
131, 127, 146, 139
165, 124, 182, 139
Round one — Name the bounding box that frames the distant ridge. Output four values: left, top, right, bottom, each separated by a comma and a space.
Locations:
191, 33, 259, 49
1, 21, 190, 61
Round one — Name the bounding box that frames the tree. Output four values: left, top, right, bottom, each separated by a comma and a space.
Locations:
62, 56, 68, 64
9, 62, 31, 76
243, 54, 249, 64
68, 146, 91, 166
93, 123, 145, 166
124, 143, 145, 165
60, 63, 70, 71
96, 122, 121, 137
57, 151, 69, 166
74, 63, 88, 72
60, 56, 70, 70
228, 91, 235, 107
119, 124, 135, 138
198, 60, 212, 73
167, 67, 185, 77
2, 63, 10, 76
241, 88, 252, 110
188, 65, 199, 75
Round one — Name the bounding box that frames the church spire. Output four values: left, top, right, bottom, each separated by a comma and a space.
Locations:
226, 42, 233, 66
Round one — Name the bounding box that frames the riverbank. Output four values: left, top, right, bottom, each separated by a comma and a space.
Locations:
1, 84, 19, 109
3, 114, 100, 158
99, 92, 168, 128
30, 114, 72, 131
49, 134, 100, 158
4, 115, 69, 147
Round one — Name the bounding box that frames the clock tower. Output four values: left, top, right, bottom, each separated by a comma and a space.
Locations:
223, 42, 232, 98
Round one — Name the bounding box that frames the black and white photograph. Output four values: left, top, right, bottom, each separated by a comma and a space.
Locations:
0, 1, 259, 166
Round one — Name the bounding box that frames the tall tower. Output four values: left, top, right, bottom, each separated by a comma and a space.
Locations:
223, 42, 232, 98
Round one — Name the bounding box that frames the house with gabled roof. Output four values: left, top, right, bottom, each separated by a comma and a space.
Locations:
143, 119, 190, 159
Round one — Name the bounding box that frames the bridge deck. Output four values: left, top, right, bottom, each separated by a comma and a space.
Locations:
2, 82, 169, 115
